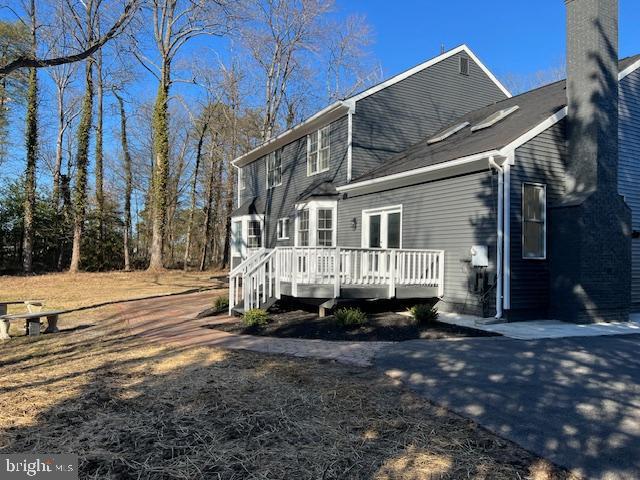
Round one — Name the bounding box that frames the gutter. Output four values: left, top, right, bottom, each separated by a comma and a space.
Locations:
488, 156, 504, 319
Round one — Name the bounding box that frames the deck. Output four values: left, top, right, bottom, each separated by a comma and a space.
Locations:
229, 247, 444, 313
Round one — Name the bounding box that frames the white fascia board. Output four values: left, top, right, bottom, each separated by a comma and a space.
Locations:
347, 45, 512, 103
336, 150, 501, 194
620, 58, 640, 81
232, 102, 350, 167
499, 107, 568, 156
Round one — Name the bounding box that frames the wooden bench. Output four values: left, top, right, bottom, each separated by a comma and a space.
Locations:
0, 311, 64, 339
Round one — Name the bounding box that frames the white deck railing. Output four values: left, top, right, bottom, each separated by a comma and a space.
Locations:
229, 246, 445, 313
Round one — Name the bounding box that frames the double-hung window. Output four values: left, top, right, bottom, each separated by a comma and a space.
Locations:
277, 218, 290, 240
307, 126, 330, 176
297, 209, 310, 246
522, 183, 546, 259
317, 209, 333, 247
266, 151, 282, 188
247, 220, 262, 248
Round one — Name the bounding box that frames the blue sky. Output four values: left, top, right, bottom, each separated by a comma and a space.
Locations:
340, 0, 640, 81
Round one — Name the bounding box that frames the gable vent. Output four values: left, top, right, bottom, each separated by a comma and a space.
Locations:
470, 105, 520, 132
459, 56, 470, 75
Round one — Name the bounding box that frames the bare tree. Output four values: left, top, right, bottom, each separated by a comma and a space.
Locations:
501, 60, 566, 95
0, 0, 139, 76
141, 0, 230, 270
239, 0, 376, 140
22, 0, 37, 274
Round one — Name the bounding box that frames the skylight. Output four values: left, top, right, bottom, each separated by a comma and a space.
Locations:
427, 122, 470, 145
470, 105, 520, 132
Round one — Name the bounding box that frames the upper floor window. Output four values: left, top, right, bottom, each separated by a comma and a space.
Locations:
307, 126, 330, 176
238, 167, 246, 190
266, 151, 282, 189
522, 183, 546, 259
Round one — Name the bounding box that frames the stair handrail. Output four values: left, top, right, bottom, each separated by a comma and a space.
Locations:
242, 248, 278, 311
229, 248, 267, 277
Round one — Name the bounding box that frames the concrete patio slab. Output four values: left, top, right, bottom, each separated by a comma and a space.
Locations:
437, 311, 640, 340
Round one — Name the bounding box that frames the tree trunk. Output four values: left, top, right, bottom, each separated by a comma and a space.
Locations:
199, 143, 216, 271
22, 66, 37, 274
148, 64, 170, 271
22, 0, 38, 274
69, 57, 94, 273
52, 84, 64, 207
184, 121, 207, 270
95, 48, 105, 269
115, 91, 132, 271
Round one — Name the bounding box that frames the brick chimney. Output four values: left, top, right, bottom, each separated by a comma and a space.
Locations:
549, 0, 631, 323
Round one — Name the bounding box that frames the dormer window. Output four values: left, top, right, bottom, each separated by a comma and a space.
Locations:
459, 56, 470, 76
266, 150, 282, 189
307, 126, 330, 176
470, 105, 520, 132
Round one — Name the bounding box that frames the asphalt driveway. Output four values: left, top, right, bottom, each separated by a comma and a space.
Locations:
375, 335, 640, 480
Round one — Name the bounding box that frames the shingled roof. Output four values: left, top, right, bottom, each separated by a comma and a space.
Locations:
351, 54, 640, 184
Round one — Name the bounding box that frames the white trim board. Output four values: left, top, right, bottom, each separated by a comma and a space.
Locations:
620, 58, 640, 81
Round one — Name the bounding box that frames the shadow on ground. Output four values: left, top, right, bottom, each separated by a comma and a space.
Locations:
375, 335, 640, 480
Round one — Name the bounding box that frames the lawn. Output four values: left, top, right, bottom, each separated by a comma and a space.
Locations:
0, 270, 224, 313
0, 272, 575, 479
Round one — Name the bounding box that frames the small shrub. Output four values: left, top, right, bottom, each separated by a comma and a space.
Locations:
410, 304, 439, 324
334, 307, 367, 329
243, 308, 270, 327
213, 295, 229, 312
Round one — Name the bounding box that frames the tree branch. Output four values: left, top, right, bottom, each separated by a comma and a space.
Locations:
0, 0, 140, 76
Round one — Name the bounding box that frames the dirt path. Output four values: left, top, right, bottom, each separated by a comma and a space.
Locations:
120, 291, 391, 366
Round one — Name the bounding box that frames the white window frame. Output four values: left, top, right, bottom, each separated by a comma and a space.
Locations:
521, 183, 547, 260
266, 150, 282, 189
294, 200, 337, 247
230, 214, 265, 260
277, 217, 290, 241
306, 125, 330, 176
361, 205, 403, 249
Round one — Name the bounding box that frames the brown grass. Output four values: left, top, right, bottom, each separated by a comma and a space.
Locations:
0, 270, 225, 314
0, 301, 577, 479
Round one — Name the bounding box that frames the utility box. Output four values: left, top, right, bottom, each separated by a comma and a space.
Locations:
470, 245, 488, 268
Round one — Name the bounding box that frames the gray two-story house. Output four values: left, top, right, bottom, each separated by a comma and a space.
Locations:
230, 0, 640, 324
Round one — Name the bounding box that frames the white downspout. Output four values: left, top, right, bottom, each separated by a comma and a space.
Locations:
503, 153, 513, 310
489, 156, 504, 319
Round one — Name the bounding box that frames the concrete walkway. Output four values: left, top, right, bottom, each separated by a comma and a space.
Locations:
375, 335, 640, 480
438, 311, 640, 340
118, 291, 389, 366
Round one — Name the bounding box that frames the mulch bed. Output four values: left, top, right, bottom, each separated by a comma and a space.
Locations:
204, 303, 499, 342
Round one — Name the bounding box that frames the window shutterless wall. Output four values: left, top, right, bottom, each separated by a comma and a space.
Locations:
237, 115, 349, 248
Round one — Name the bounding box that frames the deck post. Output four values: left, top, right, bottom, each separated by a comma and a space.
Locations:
438, 250, 445, 297
388, 249, 396, 298
291, 247, 298, 297
275, 249, 281, 299
334, 247, 341, 298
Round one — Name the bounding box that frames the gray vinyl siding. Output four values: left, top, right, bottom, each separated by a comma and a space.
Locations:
351, 51, 508, 179
339, 170, 498, 315
239, 115, 349, 247
619, 68, 640, 306
509, 121, 567, 316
